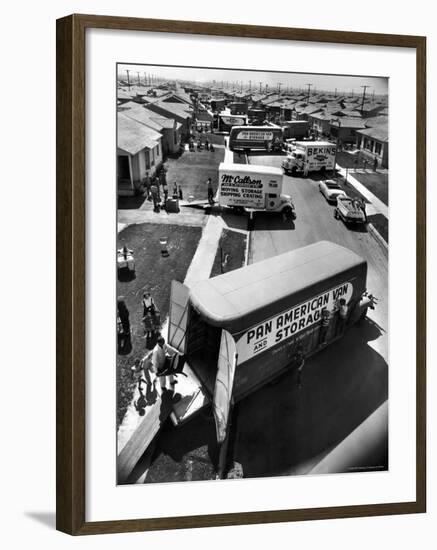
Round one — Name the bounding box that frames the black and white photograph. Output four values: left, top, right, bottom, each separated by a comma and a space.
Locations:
116, 63, 389, 485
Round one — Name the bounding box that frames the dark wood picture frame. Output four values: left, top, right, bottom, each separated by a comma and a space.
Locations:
56, 13, 426, 535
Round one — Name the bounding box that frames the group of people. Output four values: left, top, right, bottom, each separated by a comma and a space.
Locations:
144, 166, 183, 212
131, 331, 181, 411
187, 135, 215, 152
119, 289, 180, 410
352, 197, 368, 222
292, 297, 350, 390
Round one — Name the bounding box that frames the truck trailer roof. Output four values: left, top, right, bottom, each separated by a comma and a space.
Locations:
230, 125, 282, 131
189, 241, 366, 334
294, 140, 335, 148
219, 162, 283, 176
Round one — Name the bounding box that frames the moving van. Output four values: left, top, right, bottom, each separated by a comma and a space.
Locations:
168, 241, 375, 427
217, 162, 295, 218
282, 140, 336, 175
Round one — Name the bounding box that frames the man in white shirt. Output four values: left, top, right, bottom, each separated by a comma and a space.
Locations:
151, 336, 176, 394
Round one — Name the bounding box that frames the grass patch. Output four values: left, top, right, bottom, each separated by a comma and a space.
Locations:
210, 228, 247, 278
336, 150, 361, 169
351, 171, 388, 206
116, 222, 202, 428
368, 214, 389, 244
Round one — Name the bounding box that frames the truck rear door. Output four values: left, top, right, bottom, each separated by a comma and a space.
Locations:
168, 280, 190, 353
168, 280, 210, 426
213, 330, 237, 443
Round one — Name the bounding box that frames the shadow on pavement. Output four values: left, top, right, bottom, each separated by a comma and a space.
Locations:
345, 223, 369, 234
252, 211, 296, 231
146, 409, 218, 483
233, 319, 388, 478
118, 194, 149, 210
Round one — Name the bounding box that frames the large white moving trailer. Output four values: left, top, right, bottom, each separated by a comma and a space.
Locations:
282, 141, 337, 175
217, 162, 295, 217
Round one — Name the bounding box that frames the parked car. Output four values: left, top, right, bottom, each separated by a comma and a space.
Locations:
319, 179, 347, 204
334, 196, 366, 225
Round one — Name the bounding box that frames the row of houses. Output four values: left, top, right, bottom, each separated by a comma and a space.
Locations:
117, 86, 195, 196
198, 86, 389, 167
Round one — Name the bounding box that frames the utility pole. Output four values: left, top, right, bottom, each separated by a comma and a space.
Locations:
259, 81, 262, 92
306, 83, 313, 103
360, 85, 370, 114
277, 82, 282, 94
249, 80, 251, 92
335, 87, 337, 98
126, 70, 131, 90
137, 72, 141, 86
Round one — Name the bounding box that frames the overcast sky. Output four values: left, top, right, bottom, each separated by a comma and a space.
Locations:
117, 63, 388, 96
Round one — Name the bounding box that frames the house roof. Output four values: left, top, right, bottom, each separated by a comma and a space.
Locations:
120, 102, 182, 132
301, 105, 323, 115
331, 117, 366, 129
339, 109, 363, 118
146, 101, 193, 120
117, 113, 162, 155
356, 125, 389, 142
309, 111, 333, 121
118, 89, 135, 100
118, 103, 165, 132
364, 115, 388, 129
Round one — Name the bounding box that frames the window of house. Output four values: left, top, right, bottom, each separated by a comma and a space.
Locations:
364, 138, 373, 151
151, 148, 155, 166
145, 150, 150, 170
156, 144, 160, 157
375, 142, 382, 155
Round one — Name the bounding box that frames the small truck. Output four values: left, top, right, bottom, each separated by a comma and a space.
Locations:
217, 162, 296, 219
282, 140, 337, 176
282, 120, 309, 141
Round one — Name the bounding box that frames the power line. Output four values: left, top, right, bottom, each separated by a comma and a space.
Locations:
360, 85, 371, 114
306, 83, 313, 103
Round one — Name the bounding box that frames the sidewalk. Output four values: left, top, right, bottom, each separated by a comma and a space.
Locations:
336, 165, 388, 219
118, 206, 207, 228
184, 215, 224, 287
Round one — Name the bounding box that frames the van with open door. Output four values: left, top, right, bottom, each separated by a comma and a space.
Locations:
168, 241, 376, 431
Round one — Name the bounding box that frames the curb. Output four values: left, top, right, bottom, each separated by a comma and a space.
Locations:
367, 222, 388, 252
245, 226, 252, 266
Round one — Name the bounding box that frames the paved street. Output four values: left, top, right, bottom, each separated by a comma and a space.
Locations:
231, 153, 388, 477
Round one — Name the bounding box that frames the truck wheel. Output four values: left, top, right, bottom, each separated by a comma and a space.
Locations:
320, 166, 326, 174
291, 166, 297, 176
282, 206, 293, 220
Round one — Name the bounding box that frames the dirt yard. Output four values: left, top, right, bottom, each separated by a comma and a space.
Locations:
116, 222, 202, 427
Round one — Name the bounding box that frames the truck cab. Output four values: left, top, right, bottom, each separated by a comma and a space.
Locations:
282, 150, 305, 175
265, 191, 295, 217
